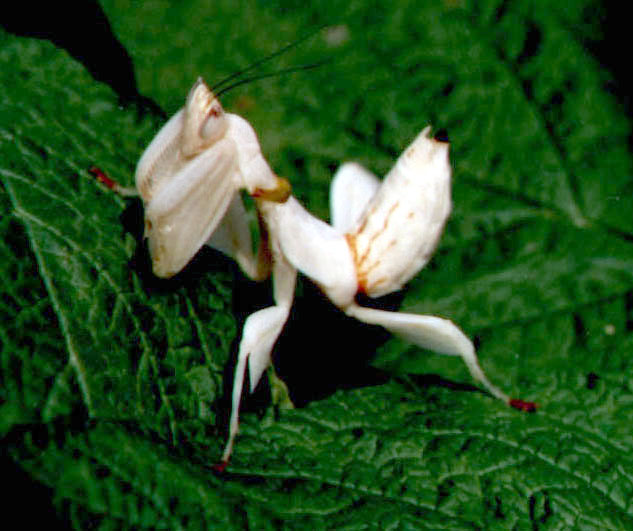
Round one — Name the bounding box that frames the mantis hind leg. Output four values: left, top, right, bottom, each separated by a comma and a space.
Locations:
345, 304, 510, 403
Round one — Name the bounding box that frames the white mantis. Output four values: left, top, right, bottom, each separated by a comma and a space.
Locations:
126, 78, 536, 467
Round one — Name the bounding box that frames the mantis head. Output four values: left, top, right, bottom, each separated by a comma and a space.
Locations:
181, 78, 228, 158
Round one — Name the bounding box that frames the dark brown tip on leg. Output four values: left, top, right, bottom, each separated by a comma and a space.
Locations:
212, 460, 229, 474
433, 128, 450, 143
509, 398, 538, 413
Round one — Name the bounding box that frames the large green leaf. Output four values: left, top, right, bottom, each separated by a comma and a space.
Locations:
2, 1, 633, 528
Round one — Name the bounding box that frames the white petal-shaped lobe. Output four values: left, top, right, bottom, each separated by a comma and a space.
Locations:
262, 197, 357, 308
243, 307, 287, 391
247, 245, 296, 389
135, 109, 185, 202
348, 127, 452, 297
222, 246, 297, 463
225, 113, 279, 194
330, 162, 380, 233
145, 139, 238, 277
206, 195, 271, 282
346, 304, 509, 402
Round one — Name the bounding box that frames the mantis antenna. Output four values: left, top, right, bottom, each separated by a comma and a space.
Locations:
210, 23, 329, 93
216, 61, 329, 98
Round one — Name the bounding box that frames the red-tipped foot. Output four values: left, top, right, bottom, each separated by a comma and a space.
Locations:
89, 166, 117, 190
89, 166, 138, 197
212, 460, 229, 474
509, 398, 538, 412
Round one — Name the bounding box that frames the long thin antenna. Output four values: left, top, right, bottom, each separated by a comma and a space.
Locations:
216, 60, 330, 97
211, 24, 328, 92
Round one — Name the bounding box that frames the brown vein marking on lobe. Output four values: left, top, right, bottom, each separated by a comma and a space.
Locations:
347, 201, 400, 294
378, 201, 399, 237
355, 205, 372, 236
357, 201, 399, 267
345, 232, 364, 292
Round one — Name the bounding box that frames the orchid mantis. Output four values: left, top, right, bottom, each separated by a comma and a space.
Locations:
130, 78, 535, 467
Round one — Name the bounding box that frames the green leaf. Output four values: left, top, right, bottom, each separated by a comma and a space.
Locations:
3, 0, 633, 528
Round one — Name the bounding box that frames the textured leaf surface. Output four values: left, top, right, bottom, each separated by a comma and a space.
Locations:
2, 1, 633, 528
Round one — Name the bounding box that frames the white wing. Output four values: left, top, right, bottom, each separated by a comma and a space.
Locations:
135, 109, 185, 202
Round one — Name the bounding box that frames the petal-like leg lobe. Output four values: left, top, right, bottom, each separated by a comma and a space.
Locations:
346, 304, 510, 403
330, 162, 380, 233
221, 248, 297, 464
